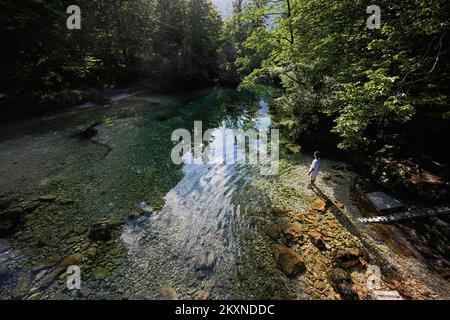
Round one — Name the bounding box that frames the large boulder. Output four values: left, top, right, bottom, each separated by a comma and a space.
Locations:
272, 244, 306, 277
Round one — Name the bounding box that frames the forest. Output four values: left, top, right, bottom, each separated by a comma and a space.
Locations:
0, 0, 223, 113
221, 0, 450, 202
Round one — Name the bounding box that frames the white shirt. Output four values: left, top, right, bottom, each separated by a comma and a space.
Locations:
310, 159, 320, 177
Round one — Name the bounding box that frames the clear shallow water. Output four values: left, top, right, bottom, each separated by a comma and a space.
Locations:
111, 96, 287, 299
0, 86, 303, 299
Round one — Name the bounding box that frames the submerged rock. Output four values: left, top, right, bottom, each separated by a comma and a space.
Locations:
336, 202, 345, 210
137, 202, 153, 214
265, 222, 303, 244
35, 268, 60, 290
129, 202, 153, 220
0, 239, 11, 254
88, 218, 122, 242
196, 250, 217, 271
36, 236, 54, 248
89, 224, 113, 241
264, 223, 283, 240
283, 223, 303, 244
74, 122, 101, 140
128, 211, 140, 219
271, 207, 292, 216
272, 244, 306, 277
0, 207, 26, 237
235, 264, 249, 281
31, 194, 74, 205
14, 273, 32, 298
34, 270, 48, 283
60, 254, 82, 269
196, 271, 206, 280
311, 197, 327, 212
329, 267, 351, 284
57, 197, 75, 205
78, 102, 97, 110
93, 267, 110, 280
197, 279, 215, 300
0, 197, 13, 210
86, 246, 98, 258
314, 280, 326, 291
307, 231, 327, 251
35, 194, 58, 202
135, 215, 148, 224
335, 283, 359, 300
22, 201, 41, 212
159, 282, 179, 300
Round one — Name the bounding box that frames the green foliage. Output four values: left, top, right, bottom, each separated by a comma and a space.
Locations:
224, 0, 450, 151
0, 0, 223, 113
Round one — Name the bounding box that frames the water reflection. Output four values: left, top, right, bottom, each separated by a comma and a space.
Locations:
118, 97, 277, 298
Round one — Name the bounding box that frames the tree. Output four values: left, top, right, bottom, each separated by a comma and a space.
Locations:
0, 0, 224, 114
226, 0, 450, 153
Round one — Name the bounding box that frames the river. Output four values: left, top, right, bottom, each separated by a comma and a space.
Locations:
0, 86, 448, 300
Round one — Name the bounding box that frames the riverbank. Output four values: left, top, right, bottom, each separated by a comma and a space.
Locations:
251, 156, 450, 299
268, 89, 450, 206
0, 80, 220, 124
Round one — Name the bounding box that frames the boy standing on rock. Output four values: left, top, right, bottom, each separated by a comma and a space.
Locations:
308, 151, 321, 188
